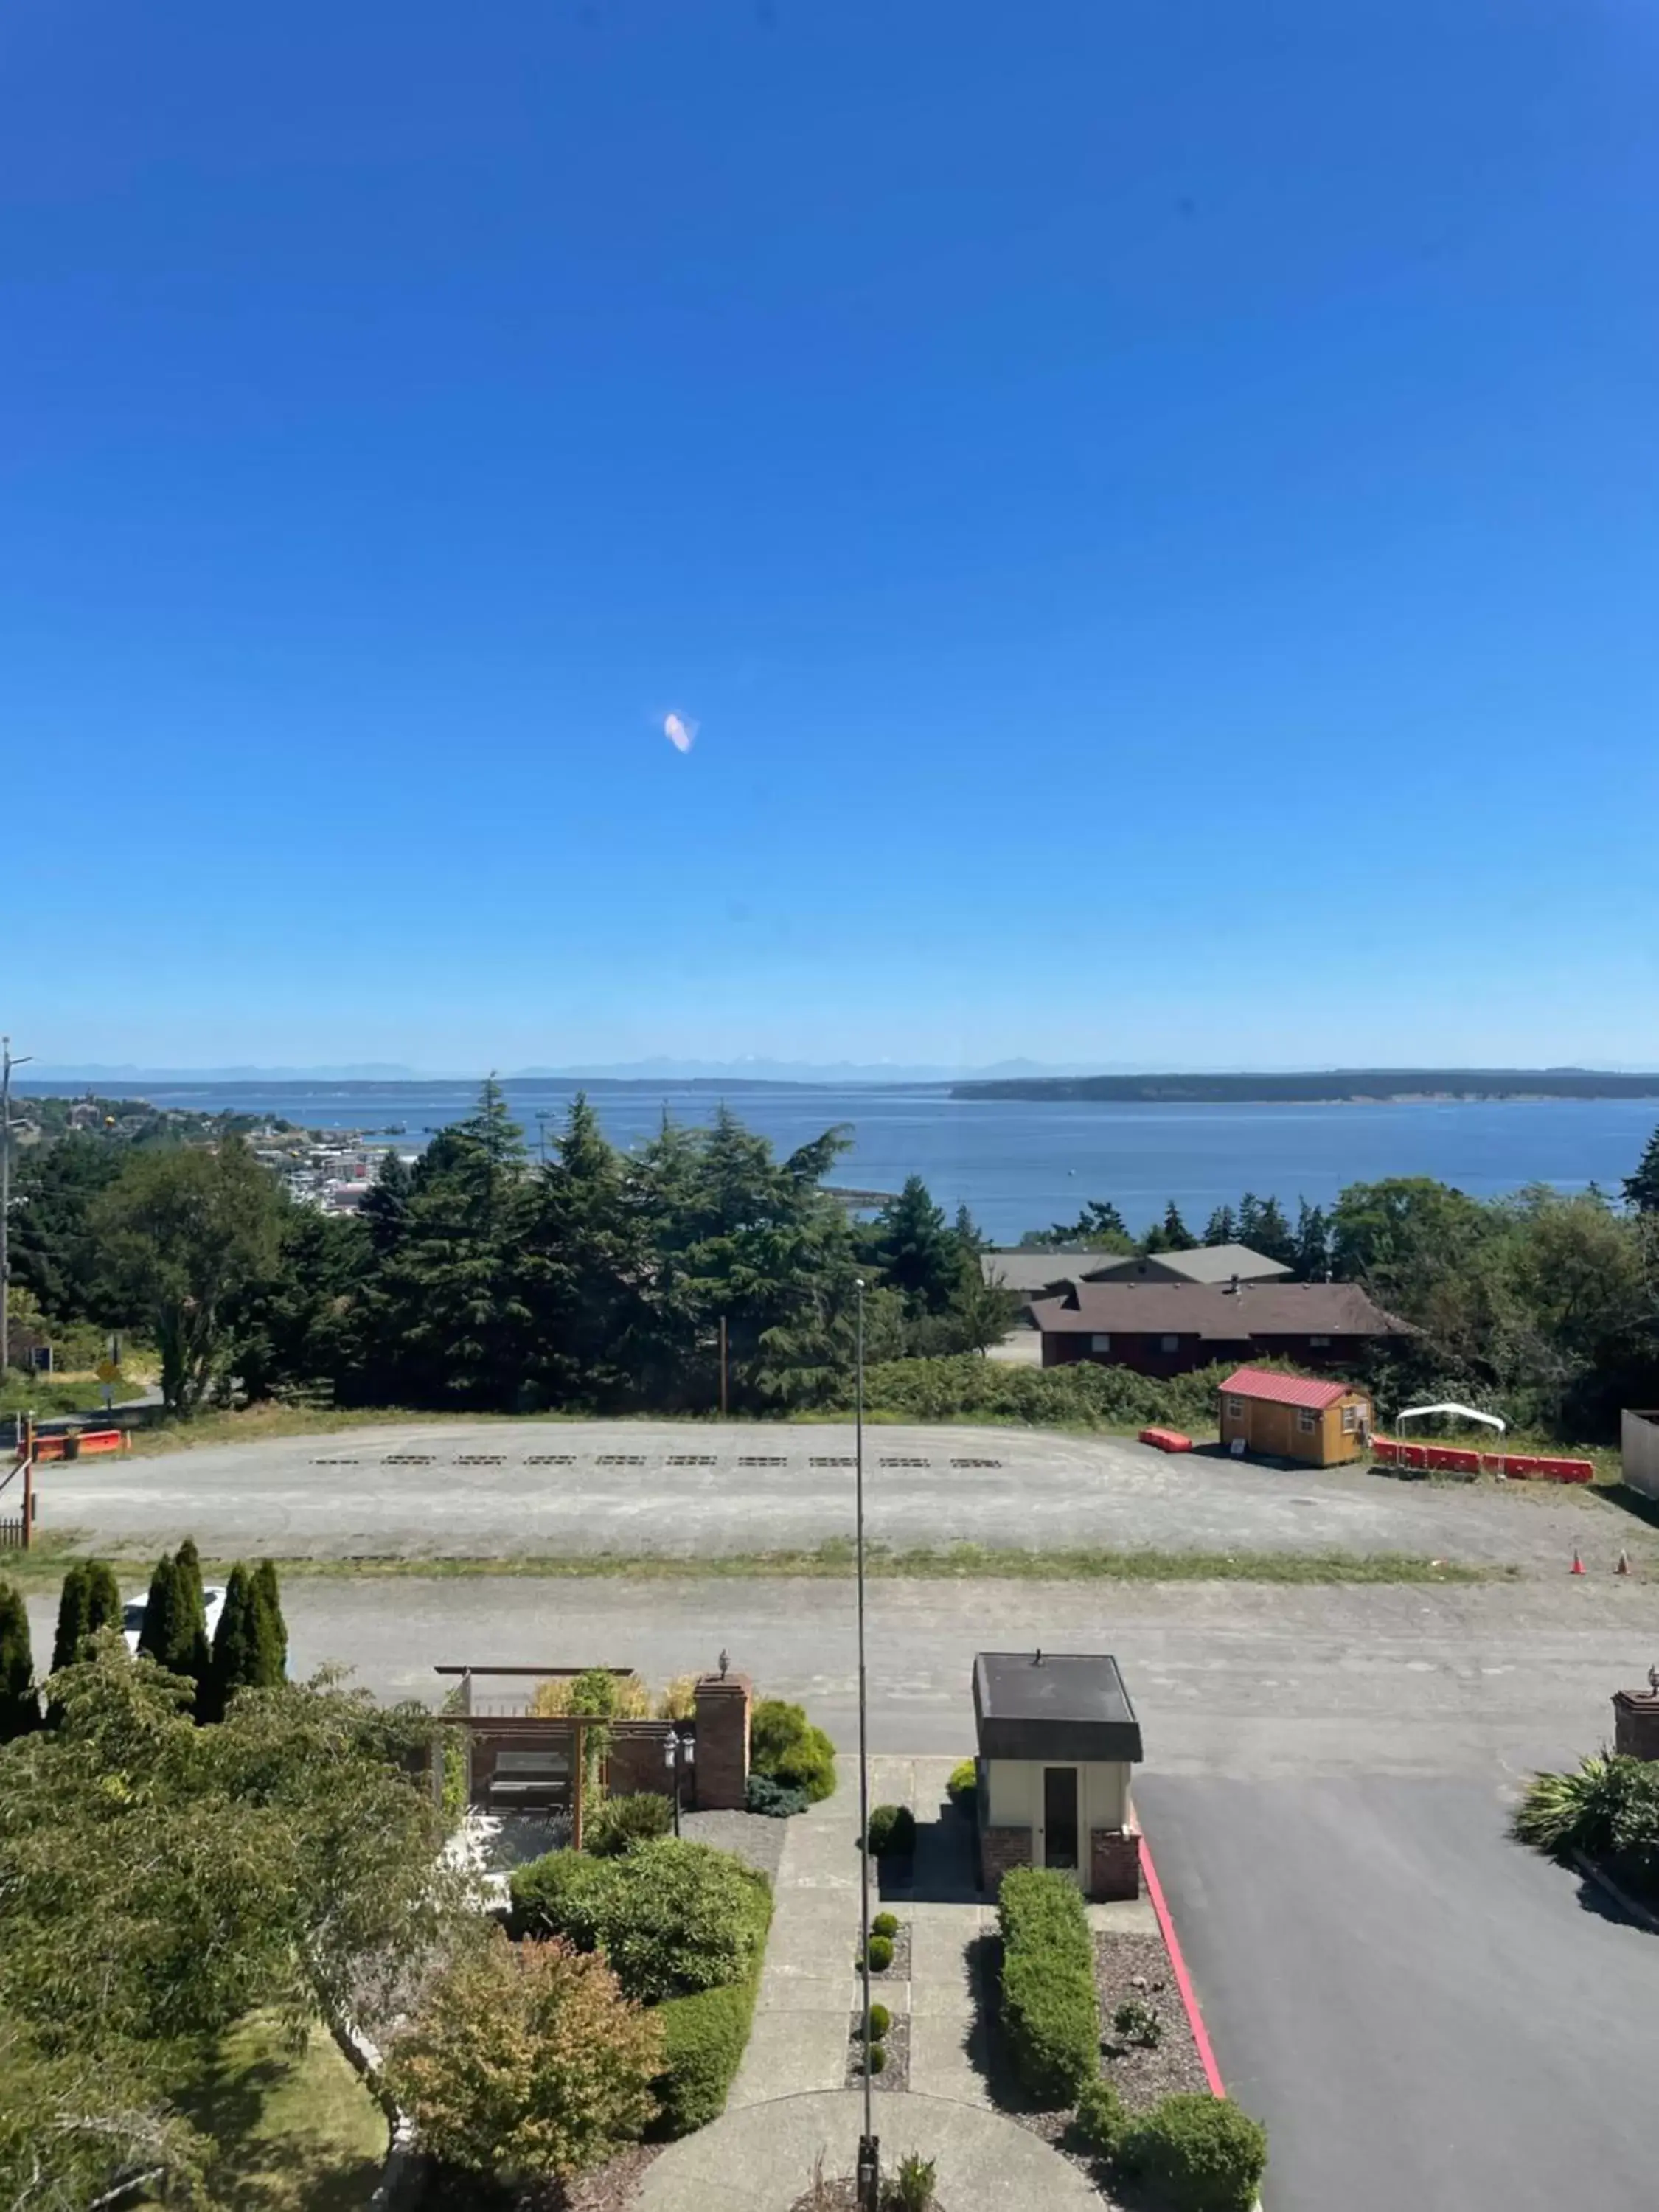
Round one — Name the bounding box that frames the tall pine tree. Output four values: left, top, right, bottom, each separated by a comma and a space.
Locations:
50, 1563, 91, 1677
175, 1535, 211, 1683
0, 1578, 38, 1739
1624, 1124, 1659, 1214
201, 1562, 286, 1720
135, 1554, 184, 1672
253, 1560, 288, 1680
1203, 1204, 1237, 1246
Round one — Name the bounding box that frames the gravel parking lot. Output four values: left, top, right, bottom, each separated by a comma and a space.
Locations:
33, 1416, 1641, 1570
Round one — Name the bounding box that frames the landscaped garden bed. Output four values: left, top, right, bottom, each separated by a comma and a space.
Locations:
860, 1911, 911, 1980
844, 2000, 912, 2092
1093, 1930, 1210, 2107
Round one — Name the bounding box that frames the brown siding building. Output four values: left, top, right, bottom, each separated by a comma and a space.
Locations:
1027, 1279, 1407, 1377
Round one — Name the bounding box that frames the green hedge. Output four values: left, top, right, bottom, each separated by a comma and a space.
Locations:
650, 1871, 773, 2135
997, 1865, 1099, 2106
853, 1355, 1245, 1433
1124, 2094, 1267, 2212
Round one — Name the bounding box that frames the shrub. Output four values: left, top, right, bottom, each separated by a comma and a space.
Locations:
386, 1930, 664, 2179
0, 1580, 37, 1742
865, 2039, 887, 2074
947, 1759, 978, 1809
745, 1774, 810, 1818
749, 1698, 837, 1802
891, 2152, 937, 2211
866, 1935, 894, 1972
655, 1674, 698, 1721
653, 1977, 755, 2136
854, 2001, 891, 2041
997, 1866, 1099, 2106
864, 1805, 916, 1858
529, 1669, 650, 1720
1513, 1753, 1659, 1865
606, 1841, 771, 2004
852, 1354, 1239, 1437
872, 1910, 899, 1940
1113, 1997, 1164, 2048
586, 1792, 674, 1857
1124, 2094, 1268, 2212
507, 1848, 609, 1941
1074, 2078, 1128, 2159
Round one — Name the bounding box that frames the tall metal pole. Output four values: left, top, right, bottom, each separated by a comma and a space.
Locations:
853, 1277, 878, 2207
718, 1312, 728, 1418
0, 1038, 32, 1380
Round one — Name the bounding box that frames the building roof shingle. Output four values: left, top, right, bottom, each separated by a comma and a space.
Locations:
1027, 1280, 1405, 1342
1082, 1243, 1290, 1286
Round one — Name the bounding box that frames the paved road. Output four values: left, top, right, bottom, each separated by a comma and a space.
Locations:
36, 1416, 1641, 1569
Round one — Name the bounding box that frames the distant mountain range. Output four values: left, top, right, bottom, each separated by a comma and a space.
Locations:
26, 1057, 1110, 1086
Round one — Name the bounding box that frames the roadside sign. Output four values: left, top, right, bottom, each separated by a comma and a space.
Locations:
95, 1358, 120, 1385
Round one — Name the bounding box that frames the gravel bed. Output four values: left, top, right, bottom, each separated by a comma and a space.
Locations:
434, 2142, 662, 2212
788, 2167, 947, 2212
1093, 1931, 1209, 2107
679, 1806, 789, 1883
844, 2006, 911, 2092
862, 1920, 911, 1980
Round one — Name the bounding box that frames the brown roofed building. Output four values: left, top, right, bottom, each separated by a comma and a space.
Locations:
1027, 1279, 1408, 1377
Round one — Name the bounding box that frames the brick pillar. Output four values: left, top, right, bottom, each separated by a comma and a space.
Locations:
979, 1825, 1034, 1891
692, 1671, 752, 1810
1088, 1826, 1141, 1901
1613, 1690, 1659, 1760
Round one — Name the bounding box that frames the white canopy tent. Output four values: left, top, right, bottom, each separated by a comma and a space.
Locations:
1397, 1402, 1506, 1435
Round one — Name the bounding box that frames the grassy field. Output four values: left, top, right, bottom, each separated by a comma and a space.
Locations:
160, 2014, 386, 2212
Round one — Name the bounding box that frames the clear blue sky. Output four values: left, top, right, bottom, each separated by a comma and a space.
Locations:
5, 0, 1658, 1071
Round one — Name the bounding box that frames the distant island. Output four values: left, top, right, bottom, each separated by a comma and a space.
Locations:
950, 1068, 1659, 1105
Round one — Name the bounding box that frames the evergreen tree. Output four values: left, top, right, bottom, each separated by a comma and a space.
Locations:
173, 1536, 211, 1686
1158, 1200, 1197, 1251
0, 1578, 38, 1739
253, 1560, 288, 1681
201, 1564, 257, 1722
1624, 1124, 1659, 1214
1034, 1198, 1133, 1253
1293, 1200, 1331, 1282
83, 1562, 122, 1640
872, 1177, 958, 1313
49, 1563, 92, 1677
521, 1093, 647, 1409
951, 1203, 984, 1253
1251, 1195, 1297, 1267
358, 1147, 414, 1256
135, 1554, 183, 1672
1203, 1205, 1237, 1246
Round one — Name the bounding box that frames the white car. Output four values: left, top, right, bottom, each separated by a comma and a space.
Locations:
122, 1583, 228, 1658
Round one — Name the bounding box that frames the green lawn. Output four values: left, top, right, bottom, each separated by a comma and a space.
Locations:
162, 2014, 387, 2212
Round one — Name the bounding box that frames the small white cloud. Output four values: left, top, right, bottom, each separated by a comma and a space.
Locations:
664, 711, 698, 754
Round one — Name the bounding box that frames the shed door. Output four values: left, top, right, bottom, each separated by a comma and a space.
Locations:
1042, 1765, 1079, 1871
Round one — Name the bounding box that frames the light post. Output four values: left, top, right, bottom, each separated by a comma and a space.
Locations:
662, 1727, 694, 1837
852, 1277, 878, 2212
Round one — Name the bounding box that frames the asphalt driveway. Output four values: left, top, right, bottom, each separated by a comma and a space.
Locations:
1142, 1773, 1659, 2212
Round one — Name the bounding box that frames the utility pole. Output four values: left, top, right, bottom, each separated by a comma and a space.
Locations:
718, 1312, 728, 1417
853, 1276, 879, 2211
0, 1037, 32, 1380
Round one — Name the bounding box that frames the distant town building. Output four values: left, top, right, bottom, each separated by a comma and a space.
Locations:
1078, 1242, 1290, 1287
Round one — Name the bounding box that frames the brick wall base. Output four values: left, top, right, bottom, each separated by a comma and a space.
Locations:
1088, 1826, 1141, 1901
1613, 1692, 1659, 1761
980, 1824, 1034, 1892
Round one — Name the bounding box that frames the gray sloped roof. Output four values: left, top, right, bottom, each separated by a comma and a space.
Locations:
979, 1251, 1122, 1295
1082, 1243, 1290, 1285
1028, 1279, 1407, 1341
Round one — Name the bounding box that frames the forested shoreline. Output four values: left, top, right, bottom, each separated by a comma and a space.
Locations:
7, 1085, 1659, 1441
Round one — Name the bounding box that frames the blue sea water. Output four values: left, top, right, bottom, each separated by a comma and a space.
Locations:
23, 1079, 1658, 1245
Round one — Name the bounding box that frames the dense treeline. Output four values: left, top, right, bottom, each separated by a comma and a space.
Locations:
9, 1083, 1015, 1417
10, 1090, 1659, 1439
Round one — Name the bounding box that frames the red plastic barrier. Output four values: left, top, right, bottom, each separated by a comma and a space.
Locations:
1374, 1436, 1593, 1482
72, 1430, 128, 1456
1139, 1427, 1194, 1453
1501, 1453, 1594, 1484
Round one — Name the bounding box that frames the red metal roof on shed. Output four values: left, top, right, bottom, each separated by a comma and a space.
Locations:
1220, 1367, 1352, 1411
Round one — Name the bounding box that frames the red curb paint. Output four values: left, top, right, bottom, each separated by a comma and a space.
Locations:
1139, 1832, 1226, 2099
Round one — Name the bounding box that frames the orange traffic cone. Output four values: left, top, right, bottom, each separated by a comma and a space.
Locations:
1615, 1550, 1630, 1576
1571, 1549, 1585, 1575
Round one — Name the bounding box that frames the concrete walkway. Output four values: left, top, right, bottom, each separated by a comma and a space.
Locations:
634, 2088, 1099, 2211
730, 1763, 864, 2106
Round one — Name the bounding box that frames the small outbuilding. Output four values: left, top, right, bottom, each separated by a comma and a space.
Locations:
1219, 1365, 1372, 1467
973, 1649, 1144, 1900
